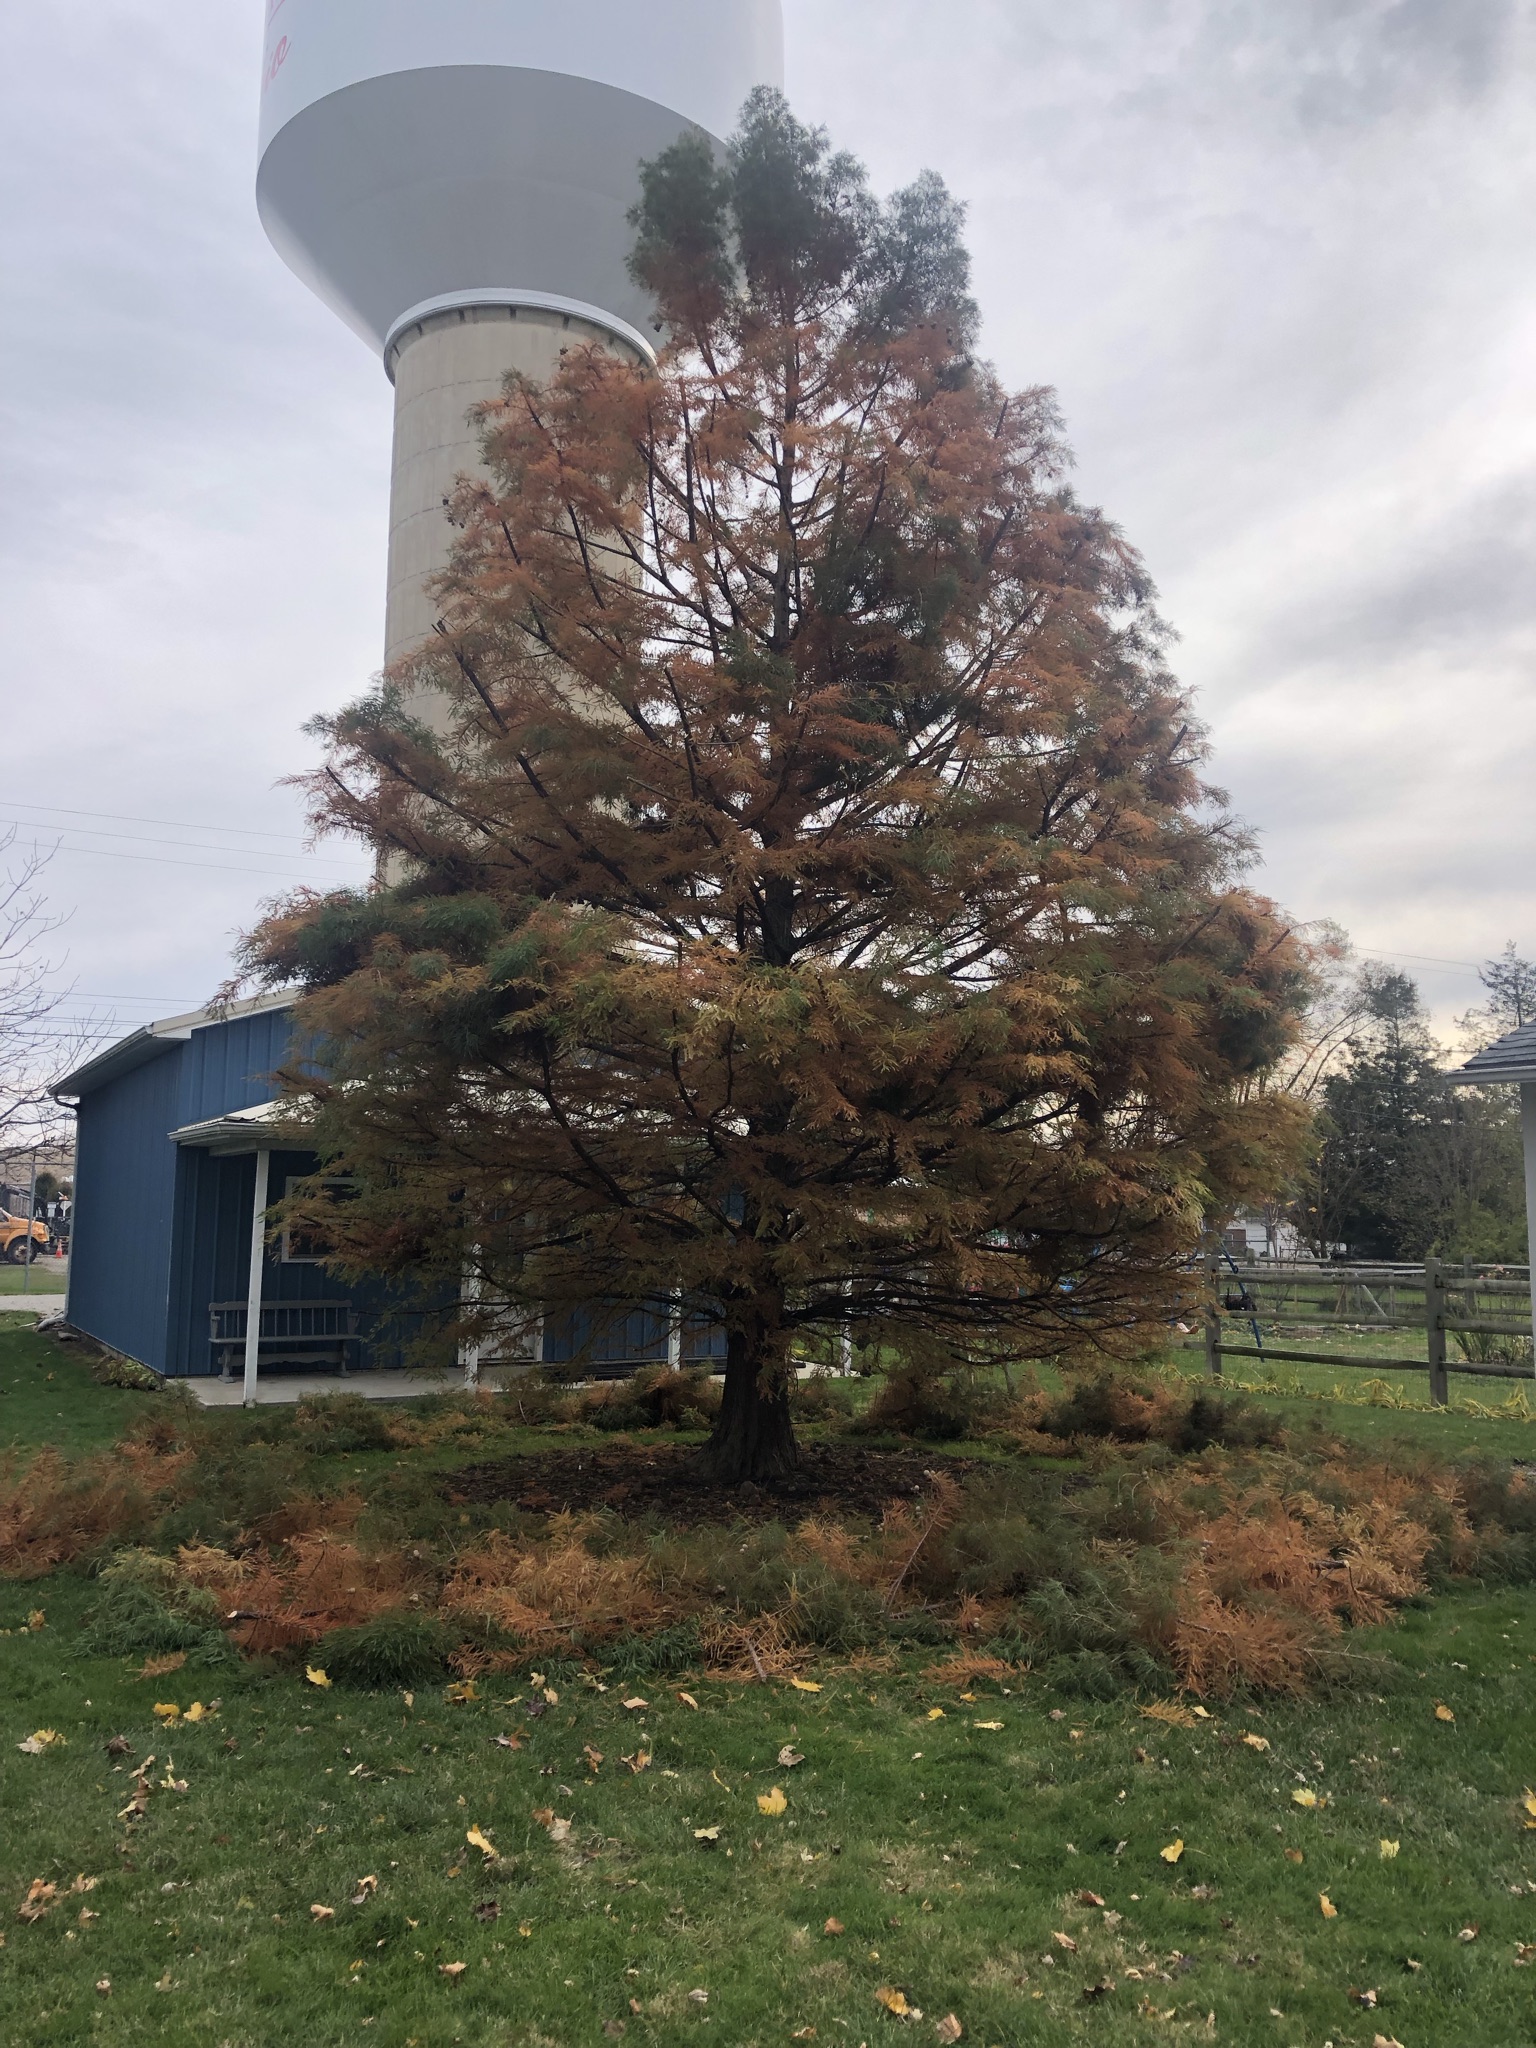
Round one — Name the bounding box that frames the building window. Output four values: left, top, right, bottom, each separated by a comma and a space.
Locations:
280, 1177, 355, 1264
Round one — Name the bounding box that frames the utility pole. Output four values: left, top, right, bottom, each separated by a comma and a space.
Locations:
21, 1146, 37, 1295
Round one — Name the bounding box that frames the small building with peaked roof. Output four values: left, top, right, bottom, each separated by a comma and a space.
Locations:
1448, 1021, 1536, 1344
51, 997, 725, 1396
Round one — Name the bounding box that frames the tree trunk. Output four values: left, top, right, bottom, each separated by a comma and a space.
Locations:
701, 1319, 799, 1486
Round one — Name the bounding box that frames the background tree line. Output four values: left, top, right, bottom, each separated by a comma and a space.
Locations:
1286, 942, 1535, 1263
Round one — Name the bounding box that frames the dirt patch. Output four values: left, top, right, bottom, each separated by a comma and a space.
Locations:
445, 1442, 975, 1527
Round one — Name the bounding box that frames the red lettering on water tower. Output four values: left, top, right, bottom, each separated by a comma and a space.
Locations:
263, 34, 291, 94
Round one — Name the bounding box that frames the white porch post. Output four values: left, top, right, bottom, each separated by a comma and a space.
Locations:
242, 1148, 271, 1409
460, 1256, 482, 1389
668, 1297, 684, 1373
1521, 1085, 1536, 1354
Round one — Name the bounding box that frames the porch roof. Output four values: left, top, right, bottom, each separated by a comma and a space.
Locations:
1448, 1020, 1536, 1087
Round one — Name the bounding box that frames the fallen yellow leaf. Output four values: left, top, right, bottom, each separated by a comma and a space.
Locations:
824, 1917, 845, 1936
445, 1681, 478, 1704
875, 1987, 912, 2017
26, 1611, 44, 1631
677, 1691, 700, 1711
1372, 2037, 1406, 2048
973, 1721, 1004, 1731
926, 1708, 946, 1722
757, 1786, 788, 1817
1379, 1840, 1400, 1860
936, 2017, 964, 2044
622, 1697, 650, 1712
184, 1703, 208, 1724
466, 1826, 496, 1858
790, 1679, 822, 1694
305, 1667, 332, 1690
16, 1729, 65, 1754
1319, 1894, 1338, 1919
1241, 1733, 1271, 1752
310, 1904, 335, 1922
1523, 1789, 1536, 1818
152, 1704, 181, 1724
1051, 1931, 1078, 1952
439, 1960, 467, 1979
1434, 1703, 1455, 1723
1291, 1789, 1319, 1809
1284, 1848, 1304, 1865
1159, 1840, 1184, 1865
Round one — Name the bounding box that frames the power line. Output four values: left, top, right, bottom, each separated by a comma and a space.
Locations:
1, 800, 323, 844
12, 840, 365, 883
0, 819, 363, 874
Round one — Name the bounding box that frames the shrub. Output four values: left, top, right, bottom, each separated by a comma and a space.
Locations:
78, 1549, 231, 1664
317, 1612, 454, 1689
1023, 1373, 1282, 1452
292, 1392, 397, 1456
585, 1368, 721, 1433
603, 1618, 703, 1682
90, 1352, 162, 1392
860, 1359, 1003, 1441
0, 1449, 163, 1578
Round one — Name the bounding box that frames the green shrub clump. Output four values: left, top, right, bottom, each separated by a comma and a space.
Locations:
316, 1611, 455, 1690
79, 1549, 232, 1664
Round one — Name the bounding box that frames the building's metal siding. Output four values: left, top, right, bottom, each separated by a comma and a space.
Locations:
166, 1147, 362, 1377
71, 1008, 295, 1375
177, 1007, 292, 1127
68, 1043, 184, 1371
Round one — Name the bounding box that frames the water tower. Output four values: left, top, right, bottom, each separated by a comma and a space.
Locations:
257, 0, 784, 667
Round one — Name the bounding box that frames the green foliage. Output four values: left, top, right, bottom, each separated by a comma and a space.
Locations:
585, 1368, 720, 1434
89, 1351, 162, 1393
290, 1391, 397, 1455
78, 1550, 231, 1665
315, 1612, 454, 1691
1301, 963, 1528, 1262
860, 1357, 1006, 1441
603, 1618, 703, 1682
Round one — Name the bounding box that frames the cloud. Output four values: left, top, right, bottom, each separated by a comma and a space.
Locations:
1, 0, 1531, 1044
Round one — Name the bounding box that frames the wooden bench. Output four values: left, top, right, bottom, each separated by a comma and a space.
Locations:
209, 1300, 361, 1379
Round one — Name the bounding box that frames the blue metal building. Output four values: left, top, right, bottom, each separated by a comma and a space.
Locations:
52, 996, 369, 1383
53, 996, 726, 1390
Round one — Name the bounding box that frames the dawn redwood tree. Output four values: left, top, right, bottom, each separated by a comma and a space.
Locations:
242, 93, 1311, 1483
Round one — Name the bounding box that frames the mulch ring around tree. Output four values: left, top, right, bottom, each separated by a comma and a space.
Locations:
445, 1442, 976, 1528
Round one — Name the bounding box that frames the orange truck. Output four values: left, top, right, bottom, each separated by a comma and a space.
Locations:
1, 1210, 50, 1264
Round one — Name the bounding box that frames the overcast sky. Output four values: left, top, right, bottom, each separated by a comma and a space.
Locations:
3, 0, 1533, 1063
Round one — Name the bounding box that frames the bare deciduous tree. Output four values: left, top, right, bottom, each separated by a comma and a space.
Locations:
0, 830, 92, 1154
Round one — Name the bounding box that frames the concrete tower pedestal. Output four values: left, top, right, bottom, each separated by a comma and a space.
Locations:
383, 303, 649, 675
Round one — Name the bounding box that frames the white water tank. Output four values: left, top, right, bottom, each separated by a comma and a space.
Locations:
258, 0, 784, 360
256, 0, 784, 667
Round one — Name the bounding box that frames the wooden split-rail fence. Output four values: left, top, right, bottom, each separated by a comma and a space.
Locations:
1194, 1256, 1535, 1406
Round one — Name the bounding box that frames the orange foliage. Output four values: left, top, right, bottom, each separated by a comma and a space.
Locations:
181, 1533, 424, 1657
442, 1520, 666, 1646
0, 1446, 184, 1580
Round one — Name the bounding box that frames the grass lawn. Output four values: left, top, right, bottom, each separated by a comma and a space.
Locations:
1, 1333, 1534, 2047
0, 1325, 150, 1457
0, 1260, 68, 1295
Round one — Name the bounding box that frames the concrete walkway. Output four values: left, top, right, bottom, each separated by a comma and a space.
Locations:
185, 1370, 463, 1407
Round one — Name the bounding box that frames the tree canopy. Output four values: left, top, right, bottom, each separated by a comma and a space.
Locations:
242, 92, 1310, 1481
